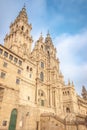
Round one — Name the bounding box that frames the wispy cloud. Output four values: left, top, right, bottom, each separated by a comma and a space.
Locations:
54, 29, 87, 94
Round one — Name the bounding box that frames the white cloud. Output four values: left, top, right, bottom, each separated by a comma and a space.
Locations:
54, 30, 87, 94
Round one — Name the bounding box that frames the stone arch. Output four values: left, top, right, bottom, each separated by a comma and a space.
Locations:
38, 89, 45, 97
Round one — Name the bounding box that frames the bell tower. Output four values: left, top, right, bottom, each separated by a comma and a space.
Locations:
45, 32, 57, 58
4, 6, 33, 57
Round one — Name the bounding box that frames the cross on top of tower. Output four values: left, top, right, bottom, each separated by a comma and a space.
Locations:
22, 3, 26, 11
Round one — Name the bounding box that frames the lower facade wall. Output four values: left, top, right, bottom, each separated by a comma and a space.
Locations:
40, 116, 87, 130
0, 101, 87, 130
66, 125, 77, 130
65, 124, 87, 130
15, 105, 40, 130
0, 87, 19, 130
0, 105, 41, 130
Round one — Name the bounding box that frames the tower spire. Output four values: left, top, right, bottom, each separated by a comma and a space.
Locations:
15, 5, 28, 23
23, 3, 26, 8
45, 30, 53, 44
4, 6, 33, 57
47, 30, 50, 36
38, 32, 43, 42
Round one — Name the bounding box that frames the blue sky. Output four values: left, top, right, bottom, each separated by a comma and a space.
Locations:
0, 0, 87, 95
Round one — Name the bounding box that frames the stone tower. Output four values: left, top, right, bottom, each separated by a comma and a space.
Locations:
4, 6, 33, 57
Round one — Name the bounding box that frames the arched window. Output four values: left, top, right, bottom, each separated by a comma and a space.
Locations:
67, 91, 70, 95
26, 66, 29, 71
66, 107, 70, 113
40, 72, 44, 81
30, 67, 32, 71
47, 51, 50, 56
21, 26, 24, 31
38, 89, 45, 96
41, 45, 43, 50
41, 62, 44, 68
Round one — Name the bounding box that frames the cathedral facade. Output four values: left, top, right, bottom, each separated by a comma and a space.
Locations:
0, 7, 87, 130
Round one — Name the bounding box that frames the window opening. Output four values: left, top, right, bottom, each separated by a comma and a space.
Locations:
66, 107, 70, 113
40, 72, 44, 81
41, 62, 44, 68
30, 67, 32, 71
9, 55, 13, 60
21, 26, 24, 30
3, 62, 8, 67
4, 51, 8, 57
41, 100, 44, 106
14, 58, 18, 63
16, 78, 20, 84
19, 60, 22, 66
1, 72, 6, 79
17, 69, 21, 74
2, 120, 7, 126
0, 49, 3, 54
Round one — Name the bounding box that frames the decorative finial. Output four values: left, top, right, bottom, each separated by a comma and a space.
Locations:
22, 3, 26, 10
24, 3, 26, 8
40, 32, 42, 37
39, 32, 43, 41
48, 30, 49, 34
47, 30, 50, 37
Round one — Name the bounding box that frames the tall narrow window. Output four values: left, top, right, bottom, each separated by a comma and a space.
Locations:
40, 72, 44, 81
41, 62, 44, 68
30, 67, 32, 71
41, 45, 43, 50
41, 100, 44, 106
0, 49, 3, 55
21, 26, 24, 31
26, 66, 29, 71
1, 72, 6, 79
29, 73, 32, 78
0, 87, 4, 102
9, 55, 13, 60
